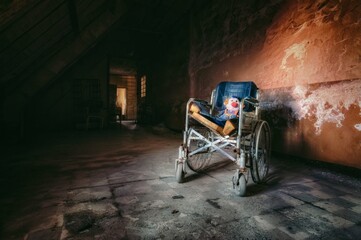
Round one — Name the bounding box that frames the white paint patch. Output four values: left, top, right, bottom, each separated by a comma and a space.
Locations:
280, 41, 307, 72
286, 85, 309, 119
355, 124, 361, 131
262, 80, 361, 135
291, 81, 361, 134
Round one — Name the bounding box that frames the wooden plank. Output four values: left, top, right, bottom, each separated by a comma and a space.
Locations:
77, 0, 108, 30
68, 0, 80, 35
0, 12, 72, 82
0, 0, 67, 53
191, 112, 224, 135
0, 0, 41, 32
0, 30, 73, 86
0, 3, 70, 66
0, 5, 71, 77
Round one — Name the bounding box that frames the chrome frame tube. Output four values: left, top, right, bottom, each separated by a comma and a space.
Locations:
184, 93, 261, 168
188, 129, 237, 162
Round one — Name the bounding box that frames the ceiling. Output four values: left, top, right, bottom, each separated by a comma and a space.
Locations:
0, 0, 196, 96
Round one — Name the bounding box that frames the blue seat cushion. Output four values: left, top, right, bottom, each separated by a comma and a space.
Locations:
192, 81, 258, 127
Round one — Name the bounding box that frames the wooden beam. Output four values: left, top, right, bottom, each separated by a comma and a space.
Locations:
67, 0, 79, 35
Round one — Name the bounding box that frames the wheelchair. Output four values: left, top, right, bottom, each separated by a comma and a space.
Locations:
175, 81, 271, 196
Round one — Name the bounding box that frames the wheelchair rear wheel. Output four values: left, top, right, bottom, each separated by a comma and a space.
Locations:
186, 127, 213, 172
251, 121, 271, 184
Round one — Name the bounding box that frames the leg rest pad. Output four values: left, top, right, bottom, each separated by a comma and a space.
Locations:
190, 112, 224, 135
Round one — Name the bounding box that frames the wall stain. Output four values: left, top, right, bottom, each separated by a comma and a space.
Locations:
280, 41, 307, 73
261, 79, 361, 134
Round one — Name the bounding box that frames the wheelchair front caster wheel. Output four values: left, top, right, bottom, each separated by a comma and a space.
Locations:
233, 172, 246, 197
175, 162, 185, 183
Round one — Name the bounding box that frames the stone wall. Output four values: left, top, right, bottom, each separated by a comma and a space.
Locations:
260, 80, 361, 168
189, 0, 361, 168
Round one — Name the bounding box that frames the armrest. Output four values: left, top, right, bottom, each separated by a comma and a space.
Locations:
190, 98, 211, 106
187, 98, 212, 114
244, 97, 259, 107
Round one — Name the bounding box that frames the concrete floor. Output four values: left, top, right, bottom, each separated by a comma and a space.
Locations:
0, 123, 360, 240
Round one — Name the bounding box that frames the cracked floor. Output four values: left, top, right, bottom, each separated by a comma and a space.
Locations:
0, 124, 360, 239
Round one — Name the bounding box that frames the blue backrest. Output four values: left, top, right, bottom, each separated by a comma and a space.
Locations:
212, 81, 258, 111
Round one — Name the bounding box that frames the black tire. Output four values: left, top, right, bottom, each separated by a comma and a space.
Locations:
175, 162, 185, 183
186, 127, 213, 172
251, 121, 271, 184
234, 173, 246, 197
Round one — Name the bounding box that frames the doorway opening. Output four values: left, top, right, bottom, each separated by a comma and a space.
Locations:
109, 58, 138, 127
116, 87, 126, 122
109, 74, 137, 124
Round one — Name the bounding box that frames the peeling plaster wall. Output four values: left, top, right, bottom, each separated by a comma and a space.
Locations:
260, 80, 361, 167
190, 0, 361, 168
261, 80, 361, 135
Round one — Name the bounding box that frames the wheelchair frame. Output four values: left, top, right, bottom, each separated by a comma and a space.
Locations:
175, 82, 271, 196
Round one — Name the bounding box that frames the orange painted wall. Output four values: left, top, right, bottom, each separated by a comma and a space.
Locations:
189, 0, 361, 168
